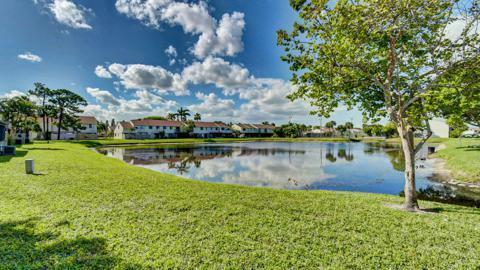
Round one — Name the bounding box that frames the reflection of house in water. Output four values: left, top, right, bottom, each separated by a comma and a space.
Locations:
235, 147, 306, 157
108, 146, 234, 167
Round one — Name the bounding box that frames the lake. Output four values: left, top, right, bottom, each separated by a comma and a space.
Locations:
99, 141, 480, 206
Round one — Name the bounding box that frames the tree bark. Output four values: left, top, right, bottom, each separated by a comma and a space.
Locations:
57, 110, 63, 140
398, 125, 419, 211
42, 92, 46, 140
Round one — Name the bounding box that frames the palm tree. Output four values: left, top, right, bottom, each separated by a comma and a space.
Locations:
166, 113, 177, 121
194, 113, 201, 121
345, 122, 354, 129
177, 107, 191, 121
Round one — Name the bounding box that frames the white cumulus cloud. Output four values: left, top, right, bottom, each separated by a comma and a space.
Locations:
188, 92, 235, 118
48, 0, 92, 29
106, 63, 188, 95
94, 65, 112, 78
115, 0, 245, 58
18, 52, 42, 63
182, 57, 252, 90
86, 87, 120, 106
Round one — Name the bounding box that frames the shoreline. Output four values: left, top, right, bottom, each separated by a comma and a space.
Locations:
430, 157, 480, 190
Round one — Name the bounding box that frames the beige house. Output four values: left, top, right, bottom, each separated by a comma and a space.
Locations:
114, 119, 182, 139
231, 123, 275, 137
114, 121, 136, 139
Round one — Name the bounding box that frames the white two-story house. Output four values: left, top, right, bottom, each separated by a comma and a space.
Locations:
31, 115, 98, 140
114, 119, 182, 139
192, 122, 233, 138
76, 116, 98, 139
231, 123, 275, 137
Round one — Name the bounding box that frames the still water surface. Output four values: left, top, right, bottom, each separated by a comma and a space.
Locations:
99, 142, 480, 206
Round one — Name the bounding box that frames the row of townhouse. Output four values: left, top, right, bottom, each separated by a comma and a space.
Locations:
231, 124, 276, 137
114, 119, 275, 139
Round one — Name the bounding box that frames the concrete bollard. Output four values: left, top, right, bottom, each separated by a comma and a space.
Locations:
25, 159, 34, 174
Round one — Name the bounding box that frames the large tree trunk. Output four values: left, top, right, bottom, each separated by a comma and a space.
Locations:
398, 126, 419, 211
42, 95, 46, 140
57, 111, 63, 140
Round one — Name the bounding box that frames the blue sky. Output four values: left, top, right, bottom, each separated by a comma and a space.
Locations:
1, 0, 362, 125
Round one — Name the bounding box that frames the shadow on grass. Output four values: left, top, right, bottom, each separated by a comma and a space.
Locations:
455, 145, 480, 151
23, 147, 65, 151
420, 207, 480, 215
0, 150, 28, 163
0, 218, 141, 269
71, 141, 103, 148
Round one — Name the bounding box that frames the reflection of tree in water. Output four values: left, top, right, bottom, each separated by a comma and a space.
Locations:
325, 152, 337, 163
400, 185, 480, 208
337, 148, 354, 161
323, 143, 355, 163
384, 149, 405, 172
363, 143, 404, 172
194, 160, 201, 168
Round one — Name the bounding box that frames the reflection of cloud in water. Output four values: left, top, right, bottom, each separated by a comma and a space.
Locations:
98, 142, 469, 200
218, 155, 335, 189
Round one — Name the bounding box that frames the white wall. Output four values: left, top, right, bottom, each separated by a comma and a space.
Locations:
80, 124, 97, 134
430, 118, 450, 138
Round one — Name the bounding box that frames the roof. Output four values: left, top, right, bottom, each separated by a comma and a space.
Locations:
78, 116, 97, 125
35, 116, 97, 125
131, 119, 182, 127
194, 121, 230, 128
235, 123, 275, 129
252, 124, 275, 129
119, 121, 134, 130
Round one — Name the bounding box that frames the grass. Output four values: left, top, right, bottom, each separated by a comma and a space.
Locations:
434, 138, 480, 183
0, 141, 480, 268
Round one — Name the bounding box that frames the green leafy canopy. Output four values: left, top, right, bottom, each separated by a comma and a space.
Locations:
278, 0, 480, 128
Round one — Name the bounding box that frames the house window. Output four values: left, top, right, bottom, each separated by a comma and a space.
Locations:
170, 127, 173, 130
163, 126, 166, 129
216, 128, 219, 130
149, 126, 153, 129
200, 127, 204, 130
89, 124, 93, 128
221, 128, 224, 130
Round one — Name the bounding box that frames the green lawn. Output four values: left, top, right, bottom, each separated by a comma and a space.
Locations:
434, 138, 480, 183
1, 142, 480, 269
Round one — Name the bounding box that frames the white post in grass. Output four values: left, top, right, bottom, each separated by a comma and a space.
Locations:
25, 159, 34, 174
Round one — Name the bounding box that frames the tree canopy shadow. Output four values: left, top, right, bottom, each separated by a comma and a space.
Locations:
0, 218, 140, 269
71, 140, 103, 148
22, 147, 65, 151
0, 149, 28, 163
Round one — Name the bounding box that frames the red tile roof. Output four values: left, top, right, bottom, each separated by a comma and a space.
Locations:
131, 119, 182, 127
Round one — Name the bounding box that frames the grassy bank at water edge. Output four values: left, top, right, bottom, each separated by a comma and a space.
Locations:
0, 141, 479, 268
